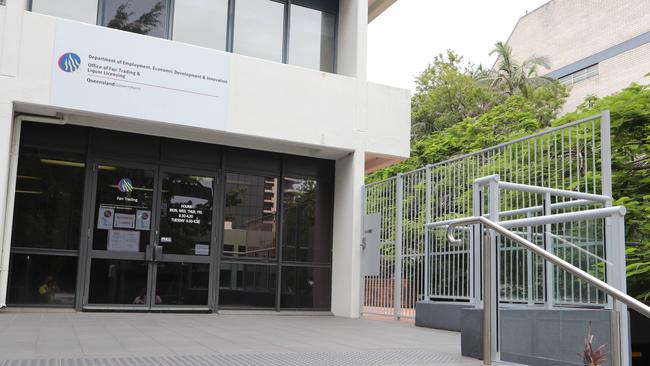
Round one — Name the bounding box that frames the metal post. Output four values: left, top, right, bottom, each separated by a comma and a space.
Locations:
425, 166, 431, 300
487, 175, 500, 362
472, 180, 481, 303
394, 174, 403, 320
544, 192, 554, 309
600, 111, 613, 201
483, 232, 492, 366
610, 212, 629, 366
526, 211, 534, 305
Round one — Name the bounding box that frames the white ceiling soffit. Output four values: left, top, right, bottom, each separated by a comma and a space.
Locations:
368, 0, 397, 23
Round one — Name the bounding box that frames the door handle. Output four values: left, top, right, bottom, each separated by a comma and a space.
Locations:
154, 245, 163, 262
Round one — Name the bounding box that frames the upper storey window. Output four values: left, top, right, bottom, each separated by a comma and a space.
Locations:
288, 3, 336, 73
233, 0, 285, 63
99, 0, 172, 39
88, 0, 338, 72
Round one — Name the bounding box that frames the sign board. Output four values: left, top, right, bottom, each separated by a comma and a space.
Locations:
51, 21, 230, 130
362, 213, 381, 276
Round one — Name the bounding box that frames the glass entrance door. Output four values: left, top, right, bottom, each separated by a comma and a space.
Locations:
84, 162, 156, 308
83, 162, 216, 310
151, 169, 215, 308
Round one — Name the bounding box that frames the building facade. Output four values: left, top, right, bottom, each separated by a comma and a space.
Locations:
507, 0, 650, 114
0, 0, 410, 317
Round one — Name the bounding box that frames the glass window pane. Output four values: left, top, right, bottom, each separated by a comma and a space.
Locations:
11, 148, 85, 250
92, 166, 155, 252
8, 254, 78, 306
233, 0, 285, 63
158, 173, 214, 256
223, 173, 278, 258
172, 0, 228, 50
88, 259, 149, 305
281, 266, 330, 309
155, 262, 210, 306
100, 0, 171, 38
282, 177, 330, 263
219, 263, 277, 308
289, 5, 336, 72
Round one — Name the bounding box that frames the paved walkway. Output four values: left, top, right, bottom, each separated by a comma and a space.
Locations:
0, 310, 480, 366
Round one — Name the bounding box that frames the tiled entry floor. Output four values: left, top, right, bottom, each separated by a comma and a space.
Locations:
0, 310, 480, 365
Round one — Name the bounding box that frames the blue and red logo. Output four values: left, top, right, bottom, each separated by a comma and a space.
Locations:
117, 178, 133, 193
58, 52, 81, 72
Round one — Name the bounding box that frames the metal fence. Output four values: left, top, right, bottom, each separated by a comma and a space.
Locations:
362, 111, 612, 318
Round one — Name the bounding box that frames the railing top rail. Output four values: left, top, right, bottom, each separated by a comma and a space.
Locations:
429, 215, 650, 319
426, 111, 606, 169
364, 111, 607, 187
364, 175, 397, 188
471, 175, 611, 202
497, 181, 611, 202
425, 206, 625, 230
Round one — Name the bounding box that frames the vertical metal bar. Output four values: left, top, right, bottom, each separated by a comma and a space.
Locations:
600, 111, 613, 200
483, 232, 493, 366
425, 166, 431, 301
394, 174, 403, 319
544, 192, 554, 309
487, 176, 500, 361
526, 212, 534, 305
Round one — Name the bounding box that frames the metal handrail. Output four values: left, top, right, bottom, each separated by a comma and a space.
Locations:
438, 215, 650, 318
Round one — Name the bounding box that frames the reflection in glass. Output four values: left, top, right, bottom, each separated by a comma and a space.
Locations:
281, 266, 330, 309
156, 262, 209, 305
100, 0, 171, 38
8, 254, 77, 306
88, 259, 148, 305
233, 0, 285, 62
158, 174, 214, 255
223, 173, 278, 258
93, 166, 154, 252
288, 5, 336, 72
11, 148, 85, 250
219, 263, 277, 308
282, 177, 329, 263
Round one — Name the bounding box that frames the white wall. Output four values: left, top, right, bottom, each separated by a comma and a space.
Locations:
508, 0, 650, 73
507, 0, 650, 115
331, 151, 364, 317
560, 43, 650, 113
0, 8, 410, 314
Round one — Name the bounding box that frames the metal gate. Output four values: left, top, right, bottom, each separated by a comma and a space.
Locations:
362, 111, 612, 318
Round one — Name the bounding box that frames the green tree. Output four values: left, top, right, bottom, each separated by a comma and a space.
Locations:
483, 41, 555, 99
411, 51, 499, 139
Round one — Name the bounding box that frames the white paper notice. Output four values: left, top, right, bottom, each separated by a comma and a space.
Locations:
114, 213, 136, 229
136, 210, 151, 230
97, 207, 114, 230
107, 230, 140, 252
195, 244, 210, 256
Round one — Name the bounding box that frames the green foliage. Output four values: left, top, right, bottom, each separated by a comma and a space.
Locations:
367, 94, 551, 182
555, 82, 650, 299
411, 51, 500, 139
371, 42, 649, 299
482, 42, 556, 100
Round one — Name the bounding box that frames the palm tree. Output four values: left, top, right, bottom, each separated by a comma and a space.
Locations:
483, 41, 553, 98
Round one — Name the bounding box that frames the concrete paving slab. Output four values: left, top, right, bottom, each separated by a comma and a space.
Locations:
0, 310, 482, 365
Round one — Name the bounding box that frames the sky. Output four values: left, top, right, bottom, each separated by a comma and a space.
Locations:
367, 0, 550, 92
